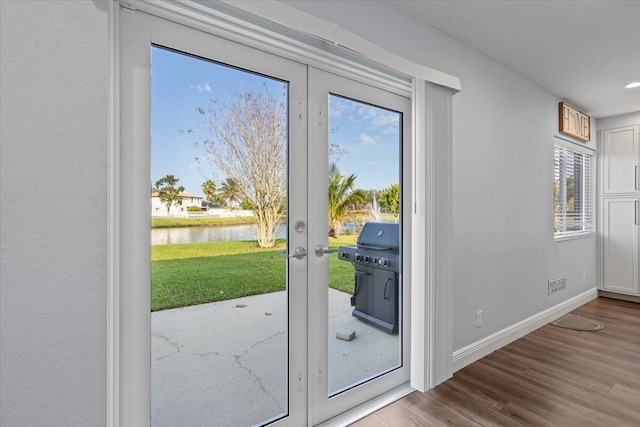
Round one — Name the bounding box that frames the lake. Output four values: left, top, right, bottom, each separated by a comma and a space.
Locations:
151, 224, 287, 245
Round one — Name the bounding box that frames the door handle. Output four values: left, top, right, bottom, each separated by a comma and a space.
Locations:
383, 278, 392, 300
315, 245, 338, 257
288, 247, 307, 259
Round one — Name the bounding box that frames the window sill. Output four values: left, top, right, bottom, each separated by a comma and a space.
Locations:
554, 232, 595, 242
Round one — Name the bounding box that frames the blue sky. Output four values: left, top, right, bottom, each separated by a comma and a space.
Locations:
151, 46, 400, 197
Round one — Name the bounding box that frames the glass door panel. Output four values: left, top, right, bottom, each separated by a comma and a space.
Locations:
136, 13, 308, 424
308, 68, 411, 425
327, 95, 402, 395
150, 45, 290, 427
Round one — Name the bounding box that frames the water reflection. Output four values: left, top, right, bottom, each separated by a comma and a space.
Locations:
151, 224, 287, 245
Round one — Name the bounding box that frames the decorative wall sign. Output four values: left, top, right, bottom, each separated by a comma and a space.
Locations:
559, 102, 590, 142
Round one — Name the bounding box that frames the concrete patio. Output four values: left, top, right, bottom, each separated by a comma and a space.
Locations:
151, 289, 400, 427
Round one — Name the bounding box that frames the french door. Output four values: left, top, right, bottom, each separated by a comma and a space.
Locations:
120, 9, 409, 426
307, 68, 411, 425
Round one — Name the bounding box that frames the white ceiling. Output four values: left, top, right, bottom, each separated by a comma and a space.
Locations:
392, 0, 640, 119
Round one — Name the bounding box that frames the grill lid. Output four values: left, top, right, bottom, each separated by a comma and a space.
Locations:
356, 222, 399, 252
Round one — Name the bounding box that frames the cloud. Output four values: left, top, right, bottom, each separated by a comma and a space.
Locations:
381, 126, 399, 135
358, 106, 376, 120
360, 133, 376, 146
356, 105, 399, 128
195, 81, 212, 92
373, 112, 399, 127
330, 98, 356, 118
331, 97, 399, 132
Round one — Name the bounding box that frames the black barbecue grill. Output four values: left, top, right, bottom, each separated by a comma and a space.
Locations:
338, 222, 400, 334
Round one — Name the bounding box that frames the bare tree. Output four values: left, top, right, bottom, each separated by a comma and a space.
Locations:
191, 87, 287, 248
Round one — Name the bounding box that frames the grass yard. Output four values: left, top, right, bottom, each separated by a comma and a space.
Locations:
152, 235, 358, 311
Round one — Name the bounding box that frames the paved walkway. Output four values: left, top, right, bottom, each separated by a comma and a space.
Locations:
151, 289, 399, 427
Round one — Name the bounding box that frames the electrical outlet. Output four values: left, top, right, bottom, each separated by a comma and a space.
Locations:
476, 310, 483, 327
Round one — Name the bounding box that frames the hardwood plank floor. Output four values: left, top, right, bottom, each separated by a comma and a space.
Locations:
353, 297, 640, 426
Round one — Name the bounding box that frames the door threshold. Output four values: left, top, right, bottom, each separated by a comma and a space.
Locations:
316, 383, 414, 427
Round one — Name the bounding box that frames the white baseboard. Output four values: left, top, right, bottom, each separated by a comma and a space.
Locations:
598, 289, 640, 303
452, 287, 598, 372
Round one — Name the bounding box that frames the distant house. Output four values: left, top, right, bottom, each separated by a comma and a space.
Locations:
151, 191, 202, 217
201, 200, 220, 211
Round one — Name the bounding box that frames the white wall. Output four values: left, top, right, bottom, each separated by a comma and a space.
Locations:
597, 111, 640, 131
0, 1, 109, 425
284, 0, 597, 350
0, 1, 605, 424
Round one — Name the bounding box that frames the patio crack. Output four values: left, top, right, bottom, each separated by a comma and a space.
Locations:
234, 330, 287, 413
152, 332, 182, 361
153, 329, 287, 413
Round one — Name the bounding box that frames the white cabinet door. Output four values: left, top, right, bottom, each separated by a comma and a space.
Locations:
603, 126, 640, 195
603, 198, 640, 295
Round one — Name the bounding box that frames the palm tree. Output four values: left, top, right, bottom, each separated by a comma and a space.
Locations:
217, 177, 240, 209
328, 163, 364, 237
201, 179, 216, 208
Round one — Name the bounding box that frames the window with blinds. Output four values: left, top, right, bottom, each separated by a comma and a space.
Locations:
554, 138, 594, 239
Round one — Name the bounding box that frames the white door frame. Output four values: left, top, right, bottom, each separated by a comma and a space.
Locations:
109, 1, 457, 425
307, 67, 412, 425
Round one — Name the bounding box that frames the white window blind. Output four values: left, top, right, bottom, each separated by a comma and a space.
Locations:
554, 139, 594, 239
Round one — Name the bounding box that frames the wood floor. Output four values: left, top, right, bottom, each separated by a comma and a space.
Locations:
353, 297, 640, 426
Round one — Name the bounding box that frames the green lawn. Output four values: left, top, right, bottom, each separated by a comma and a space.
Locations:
152, 235, 357, 311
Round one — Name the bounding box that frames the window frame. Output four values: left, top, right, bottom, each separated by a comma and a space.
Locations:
553, 136, 595, 241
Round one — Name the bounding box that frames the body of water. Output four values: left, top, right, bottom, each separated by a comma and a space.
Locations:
151, 224, 287, 245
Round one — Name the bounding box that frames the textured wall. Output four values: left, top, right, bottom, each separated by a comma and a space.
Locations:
0, 1, 108, 425
284, 0, 598, 350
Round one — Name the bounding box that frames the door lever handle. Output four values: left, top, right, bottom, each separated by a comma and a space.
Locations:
289, 247, 307, 259
315, 245, 338, 257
